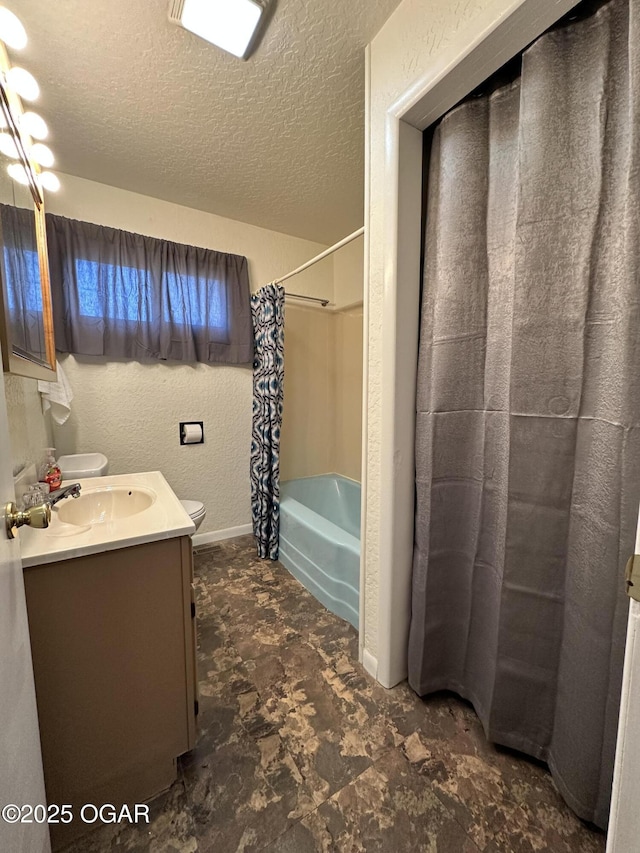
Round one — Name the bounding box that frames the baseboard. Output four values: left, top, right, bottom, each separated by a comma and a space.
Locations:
361, 648, 378, 679
192, 524, 252, 547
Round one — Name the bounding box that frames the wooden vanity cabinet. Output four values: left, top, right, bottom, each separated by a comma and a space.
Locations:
23, 536, 197, 850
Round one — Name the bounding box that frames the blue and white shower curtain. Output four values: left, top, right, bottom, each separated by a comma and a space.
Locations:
250, 284, 285, 559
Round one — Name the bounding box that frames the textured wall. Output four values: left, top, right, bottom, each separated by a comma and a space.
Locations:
20, 174, 333, 536
4, 375, 53, 477
365, 0, 506, 659
55, 355, 255, 532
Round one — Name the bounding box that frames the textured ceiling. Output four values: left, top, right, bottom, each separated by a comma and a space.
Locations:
13, 0, 402, 243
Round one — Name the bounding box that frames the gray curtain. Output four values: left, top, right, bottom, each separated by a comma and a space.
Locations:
409, 0, 640, 829
250, 284, 285, 560
47, 213, 253, 364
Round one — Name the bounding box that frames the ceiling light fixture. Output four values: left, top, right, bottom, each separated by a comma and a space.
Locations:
6, 66, 39, 101
168, 0, 269, 59
0, 7, 26, 50
20, 111, 48, 140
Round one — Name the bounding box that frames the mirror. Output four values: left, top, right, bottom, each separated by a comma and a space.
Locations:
0, 70, 55, 380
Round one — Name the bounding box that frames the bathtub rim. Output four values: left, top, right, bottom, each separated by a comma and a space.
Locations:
279, 473, 361, 630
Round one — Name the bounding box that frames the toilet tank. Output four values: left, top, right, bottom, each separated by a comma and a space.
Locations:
57, 453, 109, 479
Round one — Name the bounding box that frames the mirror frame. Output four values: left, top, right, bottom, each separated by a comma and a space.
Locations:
0, 46, 56, 381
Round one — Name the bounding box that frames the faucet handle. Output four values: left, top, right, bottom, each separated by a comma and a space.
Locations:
22, 483, 49, 508
5, 502, 51, 539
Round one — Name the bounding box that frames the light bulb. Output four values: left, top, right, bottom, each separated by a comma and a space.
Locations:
0, 131, 19, 158
20, 111, 48, 140
7, 162, 28, 185
39, 171, 59, 192
30, 142, 53, 167
0, 7, 26, 50
7, 67, 39, 101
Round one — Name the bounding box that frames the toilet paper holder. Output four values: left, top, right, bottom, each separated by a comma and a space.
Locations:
180, 421, 204, 445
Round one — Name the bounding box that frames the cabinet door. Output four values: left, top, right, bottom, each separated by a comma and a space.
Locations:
24, 538, 194, 847
180, 535, 198, 745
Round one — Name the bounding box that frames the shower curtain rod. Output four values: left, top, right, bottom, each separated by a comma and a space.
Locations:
270, 225, 365, 308
285, 293, 332, 307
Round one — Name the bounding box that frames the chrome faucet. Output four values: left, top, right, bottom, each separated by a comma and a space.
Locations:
46, 483, 82, 506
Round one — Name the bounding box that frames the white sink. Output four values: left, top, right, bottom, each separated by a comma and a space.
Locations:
57, 485, 156, 526
20, 472, 195, 568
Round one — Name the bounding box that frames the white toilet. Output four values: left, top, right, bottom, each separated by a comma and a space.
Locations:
56, 452, 206, 533
180, 499, 206, 532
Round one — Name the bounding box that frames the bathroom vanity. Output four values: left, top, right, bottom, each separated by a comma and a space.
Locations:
19, 472, 197, 850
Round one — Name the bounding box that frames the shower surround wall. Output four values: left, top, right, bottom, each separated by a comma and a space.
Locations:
281, 235, 364, 483
282, 304, 336, 480
281, 303, 363, 483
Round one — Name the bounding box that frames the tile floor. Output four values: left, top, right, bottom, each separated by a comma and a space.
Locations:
62, 535, 606, 852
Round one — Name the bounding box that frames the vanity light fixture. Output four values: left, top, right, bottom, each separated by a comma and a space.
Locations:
0, 7, 26, 50
30, 141, 53, 167
6, 66, 39, 101
0, 131, 18, 158
19, 111, 48, 140
168, 0, 269, 59
7, 162, 28, 185
0, 10, 61, 194
39, 171, 59, 192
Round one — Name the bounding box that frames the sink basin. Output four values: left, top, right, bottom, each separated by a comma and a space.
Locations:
20, 472, 195, 569
57, 486, 156, 526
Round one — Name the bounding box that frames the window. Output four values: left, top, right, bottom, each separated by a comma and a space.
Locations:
46, 213, 253, 365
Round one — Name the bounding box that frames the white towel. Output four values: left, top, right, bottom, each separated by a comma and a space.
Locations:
38, 359, 73, 425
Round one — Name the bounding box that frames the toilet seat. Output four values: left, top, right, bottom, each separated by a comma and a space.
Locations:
180, 499, 205, 521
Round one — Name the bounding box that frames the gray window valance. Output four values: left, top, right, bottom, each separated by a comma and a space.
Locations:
45, 213, 254, 365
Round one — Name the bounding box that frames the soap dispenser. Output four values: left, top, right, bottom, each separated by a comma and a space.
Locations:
39, 448, 62, 493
